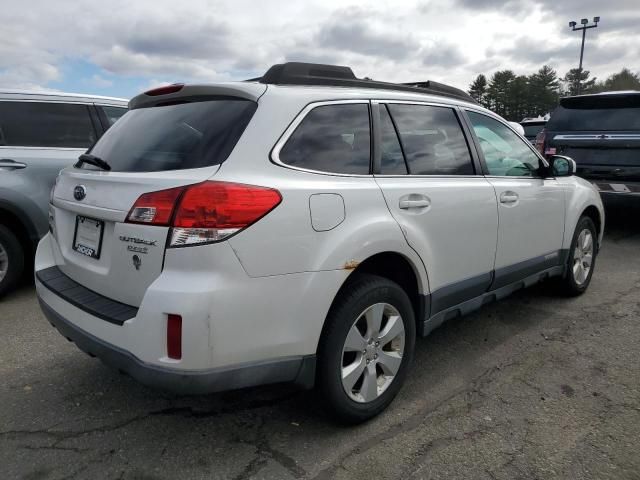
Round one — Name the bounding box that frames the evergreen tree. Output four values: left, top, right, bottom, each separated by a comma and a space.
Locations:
593, 68, 640, 92
468, 74, 488, 106
486, 70, 516, 118
528, 65, 560, 116
563, 68, 597, 96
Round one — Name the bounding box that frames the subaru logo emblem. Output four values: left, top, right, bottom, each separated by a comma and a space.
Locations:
74, 185, 86, 201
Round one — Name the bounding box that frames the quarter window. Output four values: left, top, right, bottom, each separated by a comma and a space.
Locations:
279, 104, 371, 174
100, 106, 127, 126
0, 102, 96, 148
387, 104, 474, 175
467, 111, 541, 177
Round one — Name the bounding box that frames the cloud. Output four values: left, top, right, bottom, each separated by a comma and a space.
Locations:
0, 0, 638, 97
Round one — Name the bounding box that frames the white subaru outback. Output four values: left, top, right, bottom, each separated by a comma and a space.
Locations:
36, 63, 604, 423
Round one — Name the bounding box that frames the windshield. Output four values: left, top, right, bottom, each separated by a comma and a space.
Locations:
86, 99, 257, 172
522, 124, 545, 137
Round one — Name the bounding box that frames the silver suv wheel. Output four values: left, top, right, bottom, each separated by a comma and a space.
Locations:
341, 303, 405, 403
573, 228, 594, 286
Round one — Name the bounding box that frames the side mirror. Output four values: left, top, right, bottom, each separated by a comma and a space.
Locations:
548, 155, 576, 177
508, 122, 525, 136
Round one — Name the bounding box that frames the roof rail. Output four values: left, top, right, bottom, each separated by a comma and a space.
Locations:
256, 62, 476, 104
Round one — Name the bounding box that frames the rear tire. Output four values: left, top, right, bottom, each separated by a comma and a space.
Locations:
0, 224, 24, 297
558, 216, 597, 296
317, 274, 416, 424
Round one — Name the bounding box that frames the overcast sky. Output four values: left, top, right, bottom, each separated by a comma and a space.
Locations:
1, 0, 638, 99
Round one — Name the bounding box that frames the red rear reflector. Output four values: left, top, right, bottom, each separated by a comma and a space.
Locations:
167, 314, 182, 360
145, 83, 184, 96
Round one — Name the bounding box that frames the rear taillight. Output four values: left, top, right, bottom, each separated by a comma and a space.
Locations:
535, 128, 546, 155
126, 181, 282, 247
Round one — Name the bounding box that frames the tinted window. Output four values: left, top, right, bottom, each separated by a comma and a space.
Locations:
0, 102, 96, 148
100, 106, 127, 126
467, 111, 541, 177
522, 123, 545, 137
387, 104, 473, 175
87, 99, 257, 172
279, 104, 371, 174
380, 105, 407, 174
547, 105, 640, 131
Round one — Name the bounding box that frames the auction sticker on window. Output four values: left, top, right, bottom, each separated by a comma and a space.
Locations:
73, 216, 104, 259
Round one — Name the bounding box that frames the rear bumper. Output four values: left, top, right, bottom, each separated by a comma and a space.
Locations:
38, 295, 315, 394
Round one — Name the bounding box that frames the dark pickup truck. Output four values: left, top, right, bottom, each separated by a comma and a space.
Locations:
537, 91, 640, 204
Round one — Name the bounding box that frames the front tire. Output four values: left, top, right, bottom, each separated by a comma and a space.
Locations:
559, 216, 598, 296
317, 274, 416, 424
0, 224, 24, 297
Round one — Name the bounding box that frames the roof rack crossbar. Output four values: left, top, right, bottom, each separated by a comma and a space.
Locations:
255, 62, 476, 104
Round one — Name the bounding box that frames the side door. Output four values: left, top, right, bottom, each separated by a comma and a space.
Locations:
0, 100, 98, 236
463, 110, 566, 289
373, 102, 498, 317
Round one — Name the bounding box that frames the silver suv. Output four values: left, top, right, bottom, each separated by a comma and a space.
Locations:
36, 63, 603, 423
0, 90, 127, 295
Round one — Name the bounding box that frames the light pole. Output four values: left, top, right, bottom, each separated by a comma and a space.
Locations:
569, 17, 600, 94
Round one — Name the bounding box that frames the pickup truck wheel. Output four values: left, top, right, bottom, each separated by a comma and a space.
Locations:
0, 224, 24, 297
317, 274, 416, 424
560, 216, 597, 296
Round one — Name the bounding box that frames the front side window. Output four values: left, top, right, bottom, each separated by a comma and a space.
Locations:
387, 104, 474, 175
0, 102, 96, 148
279, 103, 371, 174
467, 111, 541, 177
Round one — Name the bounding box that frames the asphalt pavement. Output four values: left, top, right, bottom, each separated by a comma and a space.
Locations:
1, 209, 639, 480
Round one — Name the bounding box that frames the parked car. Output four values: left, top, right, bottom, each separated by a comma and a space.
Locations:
537, 91, 640, 204
35, 63, 604, 423
0, 90, 127, 295
520, 117, 547, 143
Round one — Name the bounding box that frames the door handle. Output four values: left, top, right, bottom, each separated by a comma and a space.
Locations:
0, 159, 27, 170
499, 191, 519, 204
399, 198, 431, 209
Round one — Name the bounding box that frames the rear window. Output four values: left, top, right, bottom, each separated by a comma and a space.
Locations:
86, 99, 257, 172
522, 123, 545, 137
278, 103, 371, 175
0, 101, 96, 148
547, 95, 640, 131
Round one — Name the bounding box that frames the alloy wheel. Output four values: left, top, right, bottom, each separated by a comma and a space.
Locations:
341, 303, 405, 403
573, 228, 594, 285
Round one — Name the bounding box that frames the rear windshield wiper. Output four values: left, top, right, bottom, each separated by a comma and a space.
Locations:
75, 153, 111, 171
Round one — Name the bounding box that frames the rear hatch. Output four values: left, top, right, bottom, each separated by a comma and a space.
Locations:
545, 93, 640, 187
49, 85, 262, 307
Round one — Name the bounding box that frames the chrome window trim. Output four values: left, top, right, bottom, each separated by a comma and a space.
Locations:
270, 99, 373, 177
0, 99, 97, 106
553, 134, 640, 140
0, 146, 86, 151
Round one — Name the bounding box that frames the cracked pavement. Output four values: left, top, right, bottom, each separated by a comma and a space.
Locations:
1, 209, 639, 480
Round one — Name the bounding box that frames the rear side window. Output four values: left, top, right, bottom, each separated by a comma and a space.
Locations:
100, 106, 127, 126
387, 104, 474, 175
380, 105, 407, 174
0, 101, 96, 148
279, 103, 371, 174
87, 99, 257, 172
